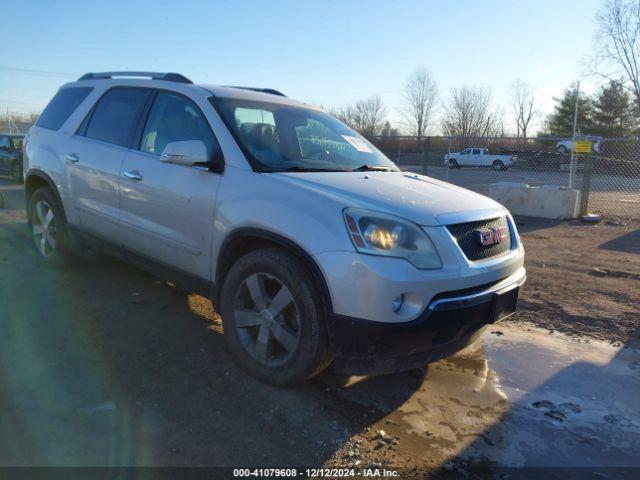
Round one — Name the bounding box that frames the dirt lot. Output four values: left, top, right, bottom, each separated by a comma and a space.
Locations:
514, 216, 640, 347
1, 176, 639, 477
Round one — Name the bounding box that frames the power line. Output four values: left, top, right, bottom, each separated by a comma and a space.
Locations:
0, 98, 47, 106
0, 86, 57, 96
0, 64, 575, 96
0, 65, 78, 77
288, 82, 572, 97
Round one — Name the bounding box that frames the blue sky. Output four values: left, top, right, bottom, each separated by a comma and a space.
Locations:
1, 0, 603, 132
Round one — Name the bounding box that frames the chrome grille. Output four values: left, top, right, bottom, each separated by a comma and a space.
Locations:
446, 217, 512, 261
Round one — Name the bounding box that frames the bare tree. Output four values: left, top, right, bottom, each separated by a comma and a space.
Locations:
441, 86, 502, 137
328, 105, 353, 126
330, 96, 387, 138
401, 68, 438, 145
593, 0, 640, 107
510, 79, 540, 139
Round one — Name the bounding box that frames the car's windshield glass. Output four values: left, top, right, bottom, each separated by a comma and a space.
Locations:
214, 98, 399, 172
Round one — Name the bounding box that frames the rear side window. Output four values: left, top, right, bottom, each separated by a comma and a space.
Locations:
36, 87, 93, 130
84, 88, 151, 147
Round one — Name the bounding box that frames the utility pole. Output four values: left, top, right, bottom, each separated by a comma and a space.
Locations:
446, 137, 451, 182
568, 81, 580, 189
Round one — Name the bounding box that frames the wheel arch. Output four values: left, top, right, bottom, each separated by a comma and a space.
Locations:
24, 170, 66, 221
214, 227, 334, 316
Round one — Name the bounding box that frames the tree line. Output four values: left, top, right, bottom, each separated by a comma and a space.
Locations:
544, 80, 638, 137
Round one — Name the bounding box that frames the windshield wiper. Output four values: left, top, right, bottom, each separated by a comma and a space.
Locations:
275, 166, 350, 172
350, 165, 395, 172
263, 165, 396, 173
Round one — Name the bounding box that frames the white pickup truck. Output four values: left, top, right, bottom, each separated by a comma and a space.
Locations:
444, 148, 517, 171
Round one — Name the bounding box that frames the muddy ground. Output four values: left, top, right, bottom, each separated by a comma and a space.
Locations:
0, 176, 638, 478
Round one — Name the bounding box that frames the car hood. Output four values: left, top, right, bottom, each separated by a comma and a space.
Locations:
270, 171, 507, 226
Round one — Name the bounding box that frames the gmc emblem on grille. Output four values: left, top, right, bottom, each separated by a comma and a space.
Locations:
474, 226, 508, 247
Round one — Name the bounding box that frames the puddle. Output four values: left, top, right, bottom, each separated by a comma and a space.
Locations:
477, 324, 640, 466
332, 322, 640, 467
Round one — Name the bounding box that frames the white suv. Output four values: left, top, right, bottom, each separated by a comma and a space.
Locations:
23, 72, 525, 385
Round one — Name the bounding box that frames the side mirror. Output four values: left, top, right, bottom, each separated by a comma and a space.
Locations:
160, 140, 208, 166
160, 140, 224, 173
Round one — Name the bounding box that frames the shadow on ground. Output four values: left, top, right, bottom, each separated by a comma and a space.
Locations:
431, 323, 640, 479
599, 228, 640, 255
0, 219, 424, 467
512, 216, 564, 235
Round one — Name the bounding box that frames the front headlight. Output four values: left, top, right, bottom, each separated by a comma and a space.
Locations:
343, 208, 442, 269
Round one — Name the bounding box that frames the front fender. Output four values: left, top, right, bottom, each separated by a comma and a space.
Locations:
211, 166, 354, 280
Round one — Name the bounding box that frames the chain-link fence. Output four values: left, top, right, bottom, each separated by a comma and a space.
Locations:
2, 114, 639, 219
0, 118, 34, 134
370, 135, 640, 220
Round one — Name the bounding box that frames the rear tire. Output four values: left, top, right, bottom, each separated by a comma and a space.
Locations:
27, 186, 76, 267
11, 161, 23, 183
220, 247, 330, 386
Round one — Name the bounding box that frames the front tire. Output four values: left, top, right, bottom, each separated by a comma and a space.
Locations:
27, 186, 75, 266
220, 247, 330, 386
492, 160, 504, 171
448, 159, 459, 169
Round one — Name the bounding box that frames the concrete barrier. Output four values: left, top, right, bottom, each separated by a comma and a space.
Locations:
488, 182, 580, 219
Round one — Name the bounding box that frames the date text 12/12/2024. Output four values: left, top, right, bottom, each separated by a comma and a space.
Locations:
233, 468, 400, 478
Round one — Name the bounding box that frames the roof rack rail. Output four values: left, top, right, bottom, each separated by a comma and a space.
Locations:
77, 71, 193, 84
226, 86, 287, 97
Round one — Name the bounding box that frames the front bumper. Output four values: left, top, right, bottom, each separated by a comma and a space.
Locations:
328, 268, 526, 375
314, 216, 524, 324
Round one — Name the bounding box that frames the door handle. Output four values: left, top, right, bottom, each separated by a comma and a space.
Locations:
65, 153, 79, 163
123, 170, 143, 181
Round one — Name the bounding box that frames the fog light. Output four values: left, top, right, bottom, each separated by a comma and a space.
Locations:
392, 294, 405, 313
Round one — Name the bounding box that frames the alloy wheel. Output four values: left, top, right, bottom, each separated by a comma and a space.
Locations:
233, 272, 300, 366
32, 200, 57, 257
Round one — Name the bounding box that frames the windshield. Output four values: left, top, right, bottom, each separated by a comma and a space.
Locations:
214, 98, 398, 172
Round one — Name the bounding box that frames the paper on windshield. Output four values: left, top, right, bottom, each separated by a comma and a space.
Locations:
342, 135, 373, 153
